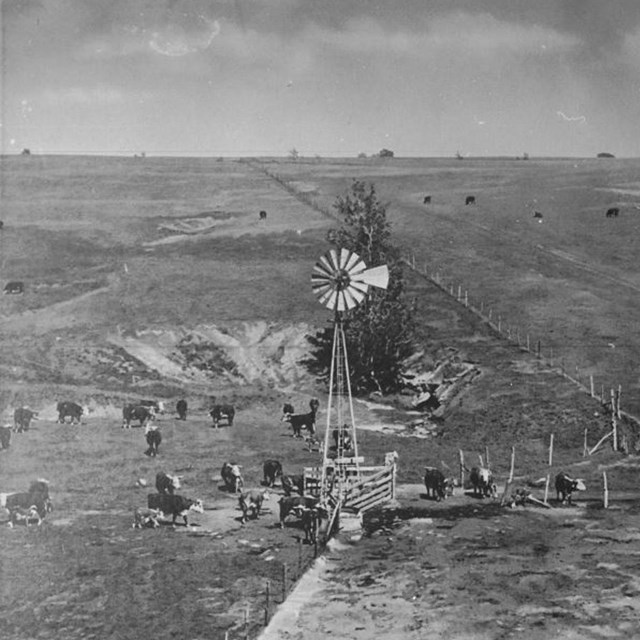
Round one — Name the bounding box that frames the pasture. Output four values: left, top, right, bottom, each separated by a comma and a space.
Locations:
1, 155, 640, 639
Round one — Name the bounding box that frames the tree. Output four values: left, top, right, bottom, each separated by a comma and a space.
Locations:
305, 181, 417, 394
378, 148, 394, 158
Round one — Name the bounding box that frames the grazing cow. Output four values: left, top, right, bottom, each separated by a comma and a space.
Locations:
155, 472, 182, 495
555, 472, 586, 505
533, 211, 543, 219
132, 507, 161, 529
278, 495, 319, 528
423, 195, 432, 204
606, 207, 619, 218
4, 281, 24, 295
283, 400, 318, 438
281, 473, 305, 496
465, 195, 476, 206
470, 467, 496, 498
210, 404, 235, 427
221, 462, 244, 493
259, 210, 267, 220
4, 480, 52, 518
300, 504, 329, 544
238, 489, 270, 523
424, 467, 451, 501
123, 404, 154, 429
144, 426, 161, 457
263, 460, 283, 487
147, 493, 204, 526
1, 425, 12, 450
56, 401, 83, 424
8, 505, 42, 528
13, 407, 38, 433
176, 399, 188, 420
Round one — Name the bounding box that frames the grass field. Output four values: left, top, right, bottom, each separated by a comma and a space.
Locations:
1, 155, 640, 639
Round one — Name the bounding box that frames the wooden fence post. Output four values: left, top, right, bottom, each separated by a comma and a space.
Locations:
508, 446, 515, 483
583, 427, 588, 457
457, 284, 462, 300
526, 334, 530, 352
590, 375, 595, 398
543, 474, 550, 504
536, 340, 541, 358
498, 316, 502, 332
464, 290, 468, 307
603, 471, 609, 509
458, 450, 465, 489
611, 388, 618, 451
548, 433, 554, 467
265, 580, 271, 625
617, 385, 622, 419
282, 564, 288, 602
485, 445, 490, 470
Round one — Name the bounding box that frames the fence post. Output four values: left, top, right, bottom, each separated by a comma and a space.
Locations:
464, 290, 468, 307
526, 334, 530, 352
485, 445, 490, 470
543, 474, 550, 504
548, 433, 554, 467
536, 340, 541, 358
603, 471, 609, 509
297, 539, 302, 573
282, 564, 288, 602
617, 385, 622, 419
583, 427, 588, 457
458, 450, 465, 489
457, 284, 462, 300
508, 446, 515, 483
265, 580, 271, 625
498, 316, 502, 332
590, 375, 595, 398
611, 388, 618, 451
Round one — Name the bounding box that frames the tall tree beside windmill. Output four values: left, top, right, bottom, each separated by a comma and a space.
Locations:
306, 180, 417, 393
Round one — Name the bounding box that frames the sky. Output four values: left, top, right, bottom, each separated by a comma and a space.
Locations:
2, 0, 640, 157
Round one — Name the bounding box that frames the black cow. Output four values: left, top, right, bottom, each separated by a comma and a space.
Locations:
533, 211, 543, 219
210, 404, 235, 427
300, 504, 329, 544
263, 460, 283, 487
56, 401, 83, 424
283, 399, 318, 438
155, 472, 182, 495
555, 472, 586, 505
470, 466, 496, 498
238, 489, 270, 523
259, 210, 267, 220
423, 195, 432, 204
4, 281, 24, 295
122, 404, 154, 429
424, 467, 450, 501
13, 407, 38, 432
281, 473, 305, 496
4, 480, 52, 518
606, 207, 619, 218
465, 195, 476, 206
0, 426, 12, 450
147, 493, 204, 526
176, 399, 188, 420
221, 462, 244, 493
144, 426, 161, 457
278, 495, 319, 528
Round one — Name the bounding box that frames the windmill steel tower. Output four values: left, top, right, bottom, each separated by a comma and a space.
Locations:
311, 247, 389, 498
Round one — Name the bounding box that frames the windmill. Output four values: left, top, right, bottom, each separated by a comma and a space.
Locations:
311, 247, 389, 498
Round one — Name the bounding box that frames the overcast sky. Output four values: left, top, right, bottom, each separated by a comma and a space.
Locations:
2, 0, 640, 157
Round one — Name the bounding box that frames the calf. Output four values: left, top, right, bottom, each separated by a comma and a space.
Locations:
155, 472, 182, 495
221, 462, 244, 493
278, 495, 319, 528
0, 425, 12, 450
147, 493, 204, 526
132, 507, 162, 529
423, 467, 450, 501
8, 505, 42, 528
238, 489, 270, 523
281, 473, 305, 496
263, 460, 283, 487
469, 466, 496, 498
555, 472, 586, 505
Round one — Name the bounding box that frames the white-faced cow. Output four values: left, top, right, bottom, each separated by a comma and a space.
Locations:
470, 466, 496, 498
210, 404, 235, 428
3, 480, 52, 519
278, 495, 319, 528
263, 460, 283, 487
424, 467, 451, 501
176, 399, 188, 420
13, 407, 39, 433
238, 489, 270, 523
281, 473, 305, 496
123, 404, 154, 429
144, 425, 161, 457
300, 504, 329, 544
147, 493, 204, 526
57, 401, 83, 424
155, 472, 182, 495
4, 281, 24, 295
221, 462, 244, 493
283, 399, 318, 438
555, 472, 586, 505
465, 195, 476, 206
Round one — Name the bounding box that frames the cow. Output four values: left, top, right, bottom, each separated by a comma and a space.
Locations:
263, 460, 283, 487
8, 505, 42, 528
555, 472, 586, 505
144, 426, 161, 457
606, 207, 619, 218
281, 473, 305, 496
283, 399, 318, 438
533, 211, 543, 219
132, 507, 162, 529
300, 504, 329, 544
423, 195, 432, 204
238, 489, 270, 523
278, 495, 319, 528
465, 195, 476, 206
147, 493, 204, 526
13, 407, 38, 433
123, 404, 154, 429
176, 399, 188, 421
4, 480, 52, 519
424, 467, 451, 501
56, 401, 83, 424
0, 220, 3, 229
210, 404, 235, 428
4, 281, 24, 295
155, 472, 182, 495
1, 425, 12, 450
221, 462, 244, 493
332, 426, 353, 452
469, 467, 496, 498
259, 210, 267, 220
